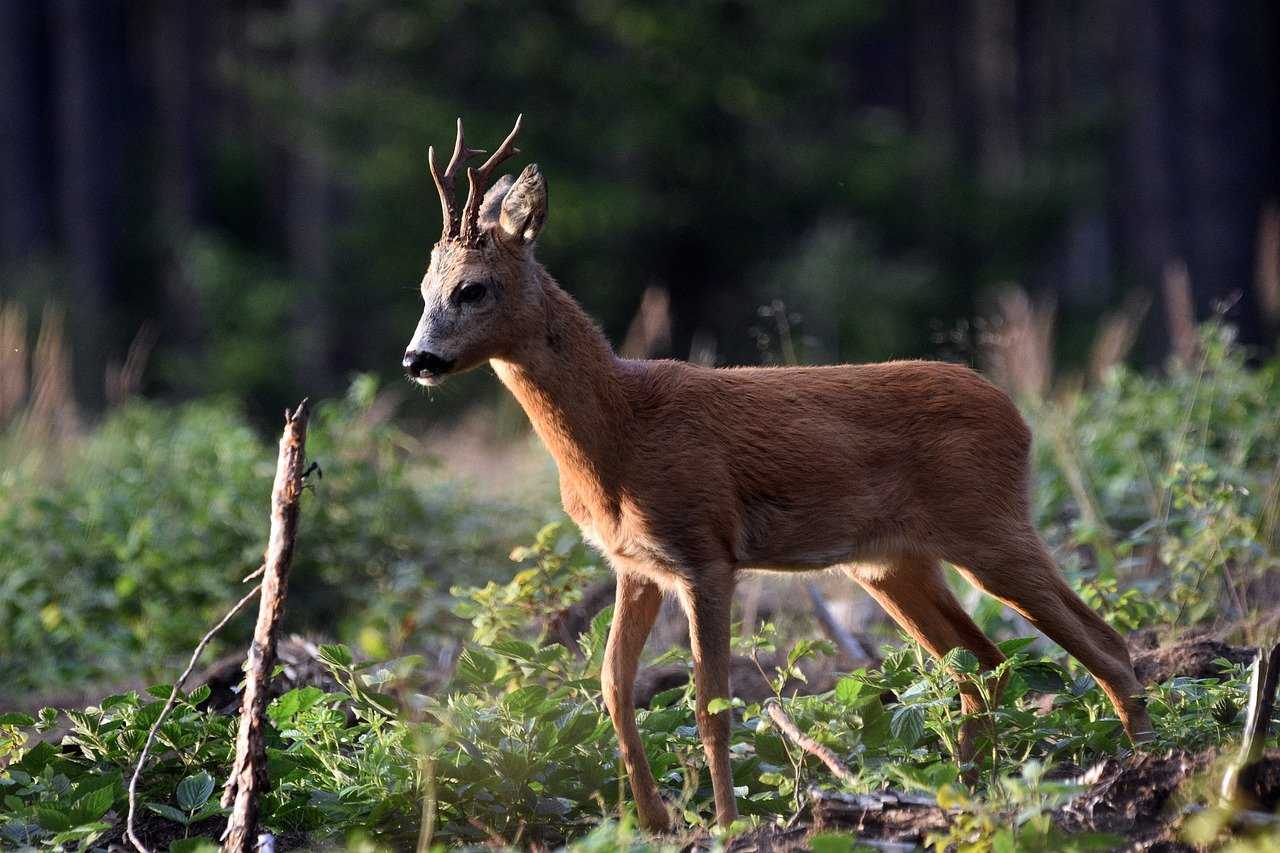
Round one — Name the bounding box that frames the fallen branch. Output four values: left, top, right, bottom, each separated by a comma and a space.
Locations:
125, 583, 263, 853
763, 697, 858, 787
221, 400, 312, 853
806, 582, 872, 664
1221, 643, 1280, 807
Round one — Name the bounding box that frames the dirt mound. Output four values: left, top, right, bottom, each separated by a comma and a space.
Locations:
1130, 636, 1255, 685
1056, 749, 1216, 848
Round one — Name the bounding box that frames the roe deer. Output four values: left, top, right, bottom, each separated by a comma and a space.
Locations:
402, 116, 1154, 832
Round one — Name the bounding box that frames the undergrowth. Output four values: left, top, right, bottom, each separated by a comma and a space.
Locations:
1, 323, 1278, 850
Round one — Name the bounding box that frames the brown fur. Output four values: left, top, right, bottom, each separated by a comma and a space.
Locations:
405, 142, 1154, 832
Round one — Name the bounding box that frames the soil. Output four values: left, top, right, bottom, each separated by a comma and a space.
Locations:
1129, 633, 1257, 685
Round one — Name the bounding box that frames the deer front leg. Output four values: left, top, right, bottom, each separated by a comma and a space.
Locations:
601, 570, 669, 831
680, 572, 739, 828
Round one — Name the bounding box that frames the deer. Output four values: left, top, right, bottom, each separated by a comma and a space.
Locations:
402, 116, 1155, 832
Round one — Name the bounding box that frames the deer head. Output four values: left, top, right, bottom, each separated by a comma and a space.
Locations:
403, 115, 549, 385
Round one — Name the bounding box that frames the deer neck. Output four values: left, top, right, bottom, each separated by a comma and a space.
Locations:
491, 274, 631, 504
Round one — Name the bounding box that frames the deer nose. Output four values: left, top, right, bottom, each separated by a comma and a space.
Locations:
403, 349, 456, 377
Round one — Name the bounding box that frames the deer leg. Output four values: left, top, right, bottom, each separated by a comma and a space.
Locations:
852, 558, 1006, 763
601, 570, 669, 831
679, 571, 738, 828
949, 529, 1154, 743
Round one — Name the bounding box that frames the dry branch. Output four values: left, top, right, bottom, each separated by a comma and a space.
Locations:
763, 697, 858, 787
806, 582, 872, 664
221, 400, 311, 853
125, 582, 263, 853
1221, 643, 1280, 806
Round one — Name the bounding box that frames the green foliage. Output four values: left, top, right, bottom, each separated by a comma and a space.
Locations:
0, 377, 543, 691
2, 324, 1278, 848
1038, 323, 1280, 631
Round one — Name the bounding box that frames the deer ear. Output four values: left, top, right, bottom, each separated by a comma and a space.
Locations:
498, 163, 548, 245
478, 174, 515, 226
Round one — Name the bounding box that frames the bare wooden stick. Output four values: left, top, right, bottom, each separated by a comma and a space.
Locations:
763, 697, 859, 787
221, 400, 311, 853
125, 582, 263, 853
806, 582, 872, 664
1221, 643, 1280, 806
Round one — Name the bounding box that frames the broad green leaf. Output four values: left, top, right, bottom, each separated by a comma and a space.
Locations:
317, 643, 354, 669
997, 637, 1037, 655
556, 708, 598, 748
454, 648, 499, 686
267, 686, 327, 725
176, 771, 215, 810
70, 784, 115, 823
34, 806, 72, 832
146, 802, 190, 824
889, 705, 924, 748
0, 712, 35, 727
504, 685, 549, 715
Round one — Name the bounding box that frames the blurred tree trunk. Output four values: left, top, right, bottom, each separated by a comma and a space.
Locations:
967, 0, 1021, 191
50, 0, 124, 406
0, 4, 54, 267
1123, 0, 1269, 357
1179, 0, 1265, 344
287, 0, 336, 395
151, 0, 207, 352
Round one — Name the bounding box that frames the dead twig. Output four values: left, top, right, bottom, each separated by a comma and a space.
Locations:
221, 400, 312, 853
1220, 643, 1280, 806
125, 582, 263, 853
806, 582, 871, 664
763, 697, 858, 787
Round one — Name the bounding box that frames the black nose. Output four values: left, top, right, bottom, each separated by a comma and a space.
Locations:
403, 349, 456, 377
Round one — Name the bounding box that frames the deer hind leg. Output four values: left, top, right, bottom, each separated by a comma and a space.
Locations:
851, 557, 1007, 763
601, 571, 669, 831
947, 527, 1154, 743
677, 570, 738, 829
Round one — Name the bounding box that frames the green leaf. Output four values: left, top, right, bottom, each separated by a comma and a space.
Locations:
835, 677, 865, 705
175, 771, 214, 811
317, 643, 354, 670
997, 637, 1037, 655
649, 686, 685, 708
556, 708, 598, 748
0, 712, 35, 727
1020, 661, 1071, 694
488, 639, 537, 662
889, 705, 924, 748
754, 732, 790, 764
146, 802, 191, 825
504, 685, 549, 715
455, 648, 498, 686
267, 686, 327, 725
34, 806, 73, 832
707, 697, 734, 715
17, 741, 56, 774
70, 784, 115, 823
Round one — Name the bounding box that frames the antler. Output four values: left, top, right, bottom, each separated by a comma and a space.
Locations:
428, 118, 485, 241
458, 114, 523, 245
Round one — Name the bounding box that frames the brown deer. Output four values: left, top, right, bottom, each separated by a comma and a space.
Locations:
402, 116, 1154, 832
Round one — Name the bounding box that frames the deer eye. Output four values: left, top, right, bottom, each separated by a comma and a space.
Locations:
458, 281, 488, 304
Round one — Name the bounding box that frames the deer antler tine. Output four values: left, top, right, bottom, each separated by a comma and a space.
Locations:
459, 114, 525, 244
428, 144, 454, 241
475, 113, 523, 181
444, 117, 486, 182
